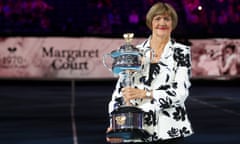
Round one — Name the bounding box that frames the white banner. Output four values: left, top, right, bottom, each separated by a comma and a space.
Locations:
0, 37, 144, 79
0, 37, 239, 79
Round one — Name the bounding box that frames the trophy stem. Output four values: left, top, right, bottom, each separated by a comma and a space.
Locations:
125, 70, 132, 87
122, 70, 133, 106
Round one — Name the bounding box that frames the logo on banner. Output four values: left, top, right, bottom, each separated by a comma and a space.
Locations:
0, 47, 27, 68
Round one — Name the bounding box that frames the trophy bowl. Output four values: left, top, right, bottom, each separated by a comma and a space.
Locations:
103, 36, 142, 75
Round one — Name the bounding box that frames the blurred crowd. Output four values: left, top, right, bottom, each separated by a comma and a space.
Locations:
182, 0, 240, 37
0, 0, 54, 34
0, 0, 239, 37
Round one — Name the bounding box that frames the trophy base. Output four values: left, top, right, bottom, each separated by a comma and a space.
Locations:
107, 128, 150, 140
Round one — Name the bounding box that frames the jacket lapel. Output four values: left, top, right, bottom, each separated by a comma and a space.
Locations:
159, 39, 175, 70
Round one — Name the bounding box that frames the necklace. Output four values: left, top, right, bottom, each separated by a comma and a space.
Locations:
150, 36, 168, 62
152, 49, 162, 62
153, 48, 163, 57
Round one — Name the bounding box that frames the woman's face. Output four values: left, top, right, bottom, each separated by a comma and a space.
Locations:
151, 14, 172, 38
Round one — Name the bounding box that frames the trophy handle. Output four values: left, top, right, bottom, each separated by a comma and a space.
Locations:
102, 53, 112, 72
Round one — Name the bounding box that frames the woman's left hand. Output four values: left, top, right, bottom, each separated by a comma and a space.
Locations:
122, 87, 146, 103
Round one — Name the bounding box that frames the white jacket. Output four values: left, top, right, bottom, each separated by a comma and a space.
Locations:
108, 37, 194, 142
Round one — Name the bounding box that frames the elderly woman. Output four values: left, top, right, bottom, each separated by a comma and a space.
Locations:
106, 2, 193, 144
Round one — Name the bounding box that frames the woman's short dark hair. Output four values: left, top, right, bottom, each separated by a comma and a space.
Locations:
146, 2, 178, 30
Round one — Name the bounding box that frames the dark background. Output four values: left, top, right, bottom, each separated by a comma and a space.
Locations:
0, 0, 239, 38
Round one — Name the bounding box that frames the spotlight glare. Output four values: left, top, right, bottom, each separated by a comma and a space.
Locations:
198, 5, 203, 11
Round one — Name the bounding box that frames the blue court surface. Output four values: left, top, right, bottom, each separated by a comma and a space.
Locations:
0, 79, 239, 144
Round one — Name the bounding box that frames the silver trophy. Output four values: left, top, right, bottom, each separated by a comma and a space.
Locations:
103, 33, 151, 140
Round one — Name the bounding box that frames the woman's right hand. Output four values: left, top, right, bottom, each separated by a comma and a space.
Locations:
106, 127, 123, 143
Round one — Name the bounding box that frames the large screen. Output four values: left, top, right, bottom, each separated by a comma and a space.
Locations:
191, 38, 240, 79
